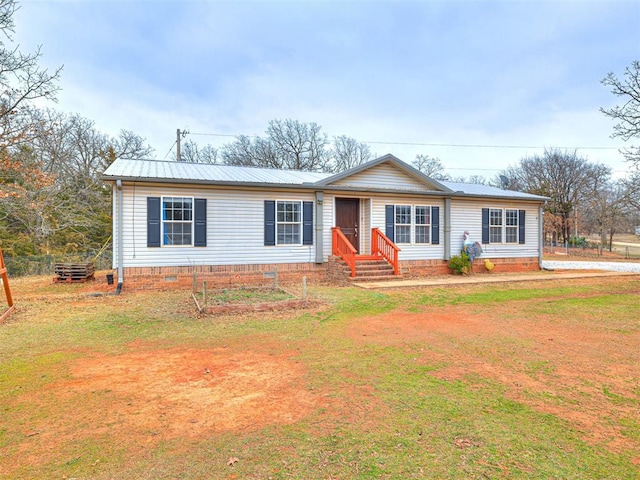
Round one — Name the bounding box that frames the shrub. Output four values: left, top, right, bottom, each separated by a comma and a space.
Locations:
448, 253, 471, 275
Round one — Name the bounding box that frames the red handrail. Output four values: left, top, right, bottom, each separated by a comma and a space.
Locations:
332, 227, 357, 277
371, 228, 401, 275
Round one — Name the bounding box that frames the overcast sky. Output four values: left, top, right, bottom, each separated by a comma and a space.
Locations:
13, 0, 640, 178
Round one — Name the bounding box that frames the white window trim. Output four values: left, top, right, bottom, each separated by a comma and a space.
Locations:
489, 208, 519, 244
276, 199, 303, 246
161, 195, 194, 247
414, 205, 431, 245
505, 208, 519, 244
395, 204, 434, 245
394, 205, 412, 245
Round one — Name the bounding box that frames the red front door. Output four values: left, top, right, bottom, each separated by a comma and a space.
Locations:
335, 198, 359, 253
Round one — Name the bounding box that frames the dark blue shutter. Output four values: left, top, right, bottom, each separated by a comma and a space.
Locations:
194, 198, 207, 247
482, 208, 490, 244
302, 201, 313, 245
147, 197, 161, 247
518, 209, 526, 244
431, 206, 440, 245
385, 205, 395, 242
264, 200, 276, 246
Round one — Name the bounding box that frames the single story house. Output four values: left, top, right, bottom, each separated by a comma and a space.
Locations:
102, 154, 547, 290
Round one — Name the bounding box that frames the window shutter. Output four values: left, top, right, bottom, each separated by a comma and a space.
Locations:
147, 197, 161, 247
303, 201, 313, 245
194, 198, 207, 247
518, 209, 526, 244
264, 200, 276, 246
385, 205, 395, 242
431, 206, 440, 245
482, 208, 490, 244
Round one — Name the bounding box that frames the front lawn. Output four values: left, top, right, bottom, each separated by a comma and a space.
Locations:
1, 274, 639, 478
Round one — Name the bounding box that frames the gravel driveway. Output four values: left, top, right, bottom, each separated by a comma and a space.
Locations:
542, 260, 640, 273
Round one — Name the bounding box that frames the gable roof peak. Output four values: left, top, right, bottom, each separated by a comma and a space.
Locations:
316, 153, 453, 193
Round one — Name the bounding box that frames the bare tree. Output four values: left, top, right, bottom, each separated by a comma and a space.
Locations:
3, 110, 154, 251
180, 139, 218, 164
0, 0, 62, 147
601, 60, 640, 165
411, 154, 449, 180
222, 119, 331, 171
266, 119, 331, 171
582, 179, 630, 250
222, 135, 280, 168
331, 135, 372, 172
509, 149, 610, 243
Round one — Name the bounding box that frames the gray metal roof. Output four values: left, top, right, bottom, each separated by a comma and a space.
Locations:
442, 181, 548, 200
103, 157, 547, 202
102, 158, 330, 185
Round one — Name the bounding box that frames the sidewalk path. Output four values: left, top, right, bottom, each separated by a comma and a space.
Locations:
354, 267, 639, 290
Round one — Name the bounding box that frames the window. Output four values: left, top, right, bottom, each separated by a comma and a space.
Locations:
395, 205, 412, 244
489, 208, 502, 243
482, 208, 525, 244
414, 205, 431, 244
276, 201, 301, 245
505, 209, 519, 243
162, 197, 193, 245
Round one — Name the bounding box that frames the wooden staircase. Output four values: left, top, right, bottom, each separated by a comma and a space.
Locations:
331, 227, 402, 282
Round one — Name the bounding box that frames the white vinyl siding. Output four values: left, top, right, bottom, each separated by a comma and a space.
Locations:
370, 196, 445, 261
329, 163, 442, 192
117, 184, 316, 267
449, 200, 540, 259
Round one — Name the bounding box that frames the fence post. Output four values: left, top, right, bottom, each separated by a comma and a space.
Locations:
202, 281, 207, 308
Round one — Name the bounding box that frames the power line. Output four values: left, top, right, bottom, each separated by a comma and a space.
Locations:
163, 140, 177, 160
188, 131, 621, 151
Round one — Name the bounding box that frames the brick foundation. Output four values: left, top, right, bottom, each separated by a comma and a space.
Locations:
118, 263, 327, 291
116, 257, 541, 291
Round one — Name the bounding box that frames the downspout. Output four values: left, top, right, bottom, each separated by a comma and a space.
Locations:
116, 179, 124, 294
444, 198, 451, 260
315, 191, 324, 263
538, 204, 544, 270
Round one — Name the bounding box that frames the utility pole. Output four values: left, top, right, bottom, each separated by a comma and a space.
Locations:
176, 128, 188, 162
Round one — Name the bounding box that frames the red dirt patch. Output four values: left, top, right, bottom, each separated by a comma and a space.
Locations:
7, 345, 315, 475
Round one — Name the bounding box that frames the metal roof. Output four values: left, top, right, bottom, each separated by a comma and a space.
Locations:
442, 181, 547, 200
102, 158, 330, 185
102, 157, 547, 202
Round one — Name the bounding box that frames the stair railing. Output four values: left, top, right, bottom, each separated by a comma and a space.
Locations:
371, 228, 400, 275
332, 227, 357, 277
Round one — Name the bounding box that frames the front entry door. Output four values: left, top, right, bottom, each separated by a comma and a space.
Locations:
335, 198, 359, 253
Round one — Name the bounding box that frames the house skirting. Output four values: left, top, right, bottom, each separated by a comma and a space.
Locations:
118, 262, 328, 291
400, 256, 541, 278
116, 257, 541, 291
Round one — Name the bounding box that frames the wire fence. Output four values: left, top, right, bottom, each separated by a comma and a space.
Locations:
3, 251, 113, 277
545, 239, 640, 260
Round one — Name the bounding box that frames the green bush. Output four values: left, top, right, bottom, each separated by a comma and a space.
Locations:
448, 252, 471, 275
568, 236, 589, 248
